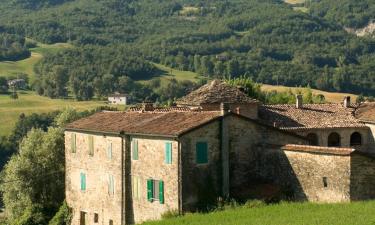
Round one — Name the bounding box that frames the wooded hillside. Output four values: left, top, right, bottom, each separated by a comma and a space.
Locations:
0, 0, 374, 96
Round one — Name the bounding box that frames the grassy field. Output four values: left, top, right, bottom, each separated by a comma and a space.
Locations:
142, 201, 375, 225
0, 40, 72, 82
261, 84, 357, 103
284, 0, 305, 4
138, 63, 201, 87
0, 91, 105, 136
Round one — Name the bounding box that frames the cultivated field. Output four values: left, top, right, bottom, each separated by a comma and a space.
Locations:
0, 92, 105, 136
142, 201, 375, 225
261, 84, 358, 103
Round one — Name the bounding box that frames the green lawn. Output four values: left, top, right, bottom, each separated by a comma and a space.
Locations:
0, 92, 105, 136
142, 201, 375, 225
0, 40, 72, 82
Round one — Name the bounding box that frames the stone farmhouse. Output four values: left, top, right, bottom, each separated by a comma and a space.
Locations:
65, 80, 375, 225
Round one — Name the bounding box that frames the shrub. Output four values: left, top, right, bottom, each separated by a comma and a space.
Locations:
161, 210, 180, 220
48, 201, 72, 225
243, 200, 266, 209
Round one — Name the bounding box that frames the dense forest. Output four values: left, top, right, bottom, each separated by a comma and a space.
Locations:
0, 32, 30, 61
0, 0, 374, 98
310, 0, 375, 29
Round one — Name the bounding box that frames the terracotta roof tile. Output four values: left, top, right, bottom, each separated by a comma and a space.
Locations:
259, 103, 366, 129
66, 110, 222, 136
282, 144, 355, 155
355, 102, 375, 123
176, 80, 258, 106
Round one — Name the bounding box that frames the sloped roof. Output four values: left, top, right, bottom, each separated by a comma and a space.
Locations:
65, 111, 222, 136
259, 103, 366, 129
176, 80, 258, 106
355, 102, 375, 123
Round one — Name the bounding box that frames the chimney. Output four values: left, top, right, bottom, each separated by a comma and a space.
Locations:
296, 95, 303, 109
344, 96, 351, 108
220, 102, 230, 116
142, 101, 154, 111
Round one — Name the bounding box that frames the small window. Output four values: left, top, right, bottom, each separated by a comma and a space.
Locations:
196, 142, 208, 164
88, 135, 94, 156
80, 211, 87, 225
108, 174, 114, 195
107, 142, 113, 160
132, 139, 138, 160
94, 213, 99, 223
80, 172, 86, 191
165, 142, 172, 164
323, 177, 328, 188
71, 133, 76, 153
147, 179, 164, 204
109, 220, 113, 225
350, 132, 362, 146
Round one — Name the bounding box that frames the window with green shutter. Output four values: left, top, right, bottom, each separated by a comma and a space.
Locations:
71, 133, 76, 153
88, 135, 94, 156
165, 142, 172, 164
147, 179, 153, 202
132, 139, 138, 160
147, 179, 164, 204
159, 181, 164, 204
80, 172, 86, 191
196, 142, 208, 164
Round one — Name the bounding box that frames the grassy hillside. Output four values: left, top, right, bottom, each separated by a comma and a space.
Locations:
142, 201, 375, 225
0, 91, 105, 136
0, 40, 72, 82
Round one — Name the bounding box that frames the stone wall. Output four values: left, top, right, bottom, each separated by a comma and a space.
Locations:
179, 121, 222, 211
294, 127, 371, 149
65, 131, 123, 225
128, 137, 179, 223
350, 153, 375, 200
226, 115, 307, 192
365, 123, 375, 152
200, 103, 259, 119
281, 150, 351, 202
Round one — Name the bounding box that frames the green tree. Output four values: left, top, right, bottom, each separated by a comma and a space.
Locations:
1, 128, 65, 224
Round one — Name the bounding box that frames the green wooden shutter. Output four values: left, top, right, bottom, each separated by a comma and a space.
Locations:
80, 172, 86, 191
132, 140, 138, 160
196, 142, 208, 164
71, 133, 76, 153
159, 180, 164, 204
88, 135, 94, 156
147, 179, 153, 202
165, 142, 172, 164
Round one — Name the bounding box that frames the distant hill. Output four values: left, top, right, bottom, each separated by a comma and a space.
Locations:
0, 0, 374, 97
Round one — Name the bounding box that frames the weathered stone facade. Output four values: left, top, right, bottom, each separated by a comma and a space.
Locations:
64, 84, 375, 224
65, 131, 123, 225
128, 137, 179, 223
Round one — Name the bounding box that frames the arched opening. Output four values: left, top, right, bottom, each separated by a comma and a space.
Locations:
306, 133, 319, 146
350, 132, 362, 146
328, 132, 341, 147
